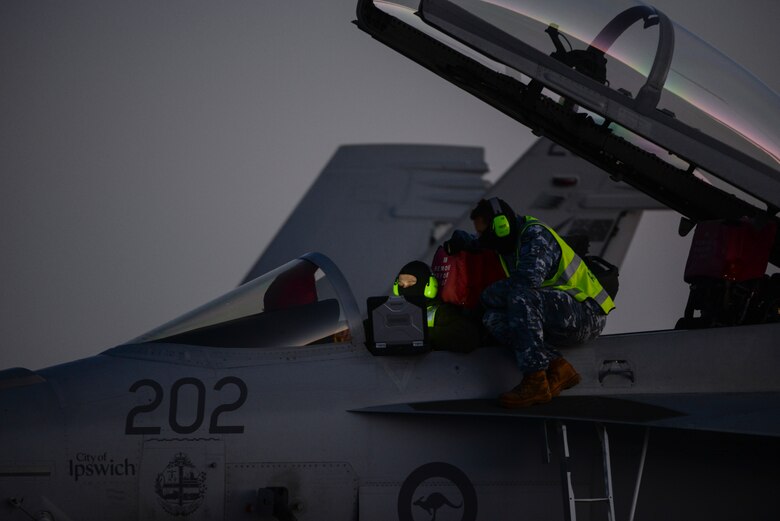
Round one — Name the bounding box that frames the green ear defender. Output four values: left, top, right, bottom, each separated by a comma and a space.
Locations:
393, 276, 438, 299
490, 197, 511, 238
424, 276, 438, 299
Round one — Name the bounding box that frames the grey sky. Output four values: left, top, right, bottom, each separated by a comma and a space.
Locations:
1, 0, 778, 370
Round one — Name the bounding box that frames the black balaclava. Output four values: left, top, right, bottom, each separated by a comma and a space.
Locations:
396, 261, 433, 298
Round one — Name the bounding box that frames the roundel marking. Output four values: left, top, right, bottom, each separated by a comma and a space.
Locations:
397, 462, 477, 521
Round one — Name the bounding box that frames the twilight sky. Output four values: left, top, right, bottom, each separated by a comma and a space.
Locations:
1, 0, 778, 370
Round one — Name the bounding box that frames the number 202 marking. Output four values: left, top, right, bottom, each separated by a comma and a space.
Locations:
125, 376, 247, 435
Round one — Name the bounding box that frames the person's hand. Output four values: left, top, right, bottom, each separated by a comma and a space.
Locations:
443, 234, 467, 255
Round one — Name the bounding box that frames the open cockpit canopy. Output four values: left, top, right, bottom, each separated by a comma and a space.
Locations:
415, 0, 778, 167
357, 0, 780, 264
130, 253, 362, 349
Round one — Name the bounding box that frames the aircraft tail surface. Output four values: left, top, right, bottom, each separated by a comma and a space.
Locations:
420, 138, 666, 267
242, 144, 489, 310
245, 140, 666, 312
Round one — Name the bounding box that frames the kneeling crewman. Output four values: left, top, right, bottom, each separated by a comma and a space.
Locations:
444, 198, 614, 408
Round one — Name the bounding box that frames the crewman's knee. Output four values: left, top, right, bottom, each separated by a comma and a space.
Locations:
482, 309, 505, 331
508, 287, 544, 323
509, 286, 543, 306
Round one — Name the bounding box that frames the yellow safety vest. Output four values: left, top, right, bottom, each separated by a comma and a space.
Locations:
499, 216, 615, 314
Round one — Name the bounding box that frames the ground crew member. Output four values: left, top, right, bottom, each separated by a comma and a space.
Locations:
394, 260, 481, 353
443, 198, 614, 407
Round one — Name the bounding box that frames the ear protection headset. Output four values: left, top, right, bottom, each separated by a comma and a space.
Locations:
489, 197, 511, 238
393, 275, 439, 299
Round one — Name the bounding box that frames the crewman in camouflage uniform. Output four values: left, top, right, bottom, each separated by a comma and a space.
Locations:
444, 198, 614, 408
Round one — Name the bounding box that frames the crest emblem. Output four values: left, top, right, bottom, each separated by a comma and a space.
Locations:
155, 452, 207, 516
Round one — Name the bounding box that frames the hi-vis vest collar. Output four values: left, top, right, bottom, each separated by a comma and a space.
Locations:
427, 304, 438, 328
499, 216, 615, 314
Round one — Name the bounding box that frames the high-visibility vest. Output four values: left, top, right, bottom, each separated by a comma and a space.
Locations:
499, 216, 615, 314
427, 304, 439, 328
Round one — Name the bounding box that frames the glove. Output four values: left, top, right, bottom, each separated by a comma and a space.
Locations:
442, 240, 458, 255
443, 233, 468, 255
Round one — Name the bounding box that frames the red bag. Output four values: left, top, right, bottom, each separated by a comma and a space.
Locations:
431, 246, 507, 308
684, 218, 777, 282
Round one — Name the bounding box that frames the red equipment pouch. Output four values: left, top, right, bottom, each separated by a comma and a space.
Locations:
684, 218, 777, 282
431, 246, 506, 308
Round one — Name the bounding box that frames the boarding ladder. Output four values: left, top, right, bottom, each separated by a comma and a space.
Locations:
558, 422, 615, 521
555, 422, 650, 521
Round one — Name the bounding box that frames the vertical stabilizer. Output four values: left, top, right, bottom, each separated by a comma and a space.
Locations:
427, 138, 667, 267
242, 145, 489, 310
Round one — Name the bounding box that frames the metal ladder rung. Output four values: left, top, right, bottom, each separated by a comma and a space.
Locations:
559, 422, 616, 521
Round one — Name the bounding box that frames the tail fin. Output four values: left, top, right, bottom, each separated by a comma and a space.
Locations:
244, 139, 665, 313
241, 144, 489, 311
422, 138, 666, 267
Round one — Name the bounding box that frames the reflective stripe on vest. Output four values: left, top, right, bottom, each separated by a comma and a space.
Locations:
427, 304, 438, 328
500, 216, 615, 314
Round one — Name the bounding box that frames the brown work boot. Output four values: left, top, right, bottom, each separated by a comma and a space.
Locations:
499, 370, 552, 408
547, 357, 581, 397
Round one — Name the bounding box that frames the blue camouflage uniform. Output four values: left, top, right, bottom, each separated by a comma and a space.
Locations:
452, 216, 607, 372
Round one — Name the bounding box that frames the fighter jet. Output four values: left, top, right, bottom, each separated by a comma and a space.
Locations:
2, 1, 780, 521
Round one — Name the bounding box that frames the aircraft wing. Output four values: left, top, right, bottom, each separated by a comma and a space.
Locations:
353, 392, 780, 438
